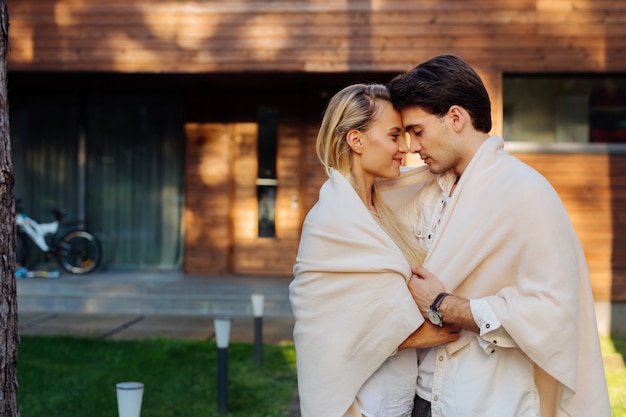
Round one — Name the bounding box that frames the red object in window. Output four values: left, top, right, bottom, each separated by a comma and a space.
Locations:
590, 129, 626, 143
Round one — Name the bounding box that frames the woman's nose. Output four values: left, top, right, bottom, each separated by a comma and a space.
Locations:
398, 139, 409, 154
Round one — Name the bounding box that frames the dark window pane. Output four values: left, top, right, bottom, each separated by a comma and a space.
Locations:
257, 185, 276, 238
503, 75, 626, 144
257, 106, 278, 238
257, 106, 278, 179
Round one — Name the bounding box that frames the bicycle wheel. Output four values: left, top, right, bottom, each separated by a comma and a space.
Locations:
56, 230, 102, 274
16, 229, 30, 268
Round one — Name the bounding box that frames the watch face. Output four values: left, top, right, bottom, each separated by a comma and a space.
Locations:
427, 309, 443, 326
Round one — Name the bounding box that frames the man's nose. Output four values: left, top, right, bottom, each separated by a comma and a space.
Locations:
409, 137, 422, 154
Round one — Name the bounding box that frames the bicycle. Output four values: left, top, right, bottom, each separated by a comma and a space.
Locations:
15, 201, 103, 274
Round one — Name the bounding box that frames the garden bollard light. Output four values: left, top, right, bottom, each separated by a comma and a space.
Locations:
214, 317, 231, 414
251, 293, 265, 365
116, 381, 144, 417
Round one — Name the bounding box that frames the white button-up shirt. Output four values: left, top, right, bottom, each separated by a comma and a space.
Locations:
397, 171, 538, 417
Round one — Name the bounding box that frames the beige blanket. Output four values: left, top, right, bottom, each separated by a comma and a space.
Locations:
381, 136, 611, 416
290, 169, 425, 417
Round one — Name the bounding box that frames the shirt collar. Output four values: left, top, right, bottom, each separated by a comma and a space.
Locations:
437, 171, 459, 196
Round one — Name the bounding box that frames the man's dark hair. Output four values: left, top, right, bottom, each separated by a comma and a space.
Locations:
387, 54, 492, 133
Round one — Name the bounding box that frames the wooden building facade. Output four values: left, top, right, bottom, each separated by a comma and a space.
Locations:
8, 0, 626, 302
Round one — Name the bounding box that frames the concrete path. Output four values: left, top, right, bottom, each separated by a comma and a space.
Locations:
17, 269, 296, 343
17, 269, 294, 318
18, 311, 295, 344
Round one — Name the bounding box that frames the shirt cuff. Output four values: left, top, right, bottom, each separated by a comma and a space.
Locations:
469, 299, 518, 354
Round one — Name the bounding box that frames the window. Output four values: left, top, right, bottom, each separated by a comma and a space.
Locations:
11, 93, 184, 269
256, 106, 278, 238
503, 75, 626, 144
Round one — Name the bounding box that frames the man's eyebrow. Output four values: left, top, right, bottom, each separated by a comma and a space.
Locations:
404, 124, 415, 131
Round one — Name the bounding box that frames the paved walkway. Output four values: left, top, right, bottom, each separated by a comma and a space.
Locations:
17, 269, 294, 316
18, 311, 296, 344
17, 269, 296, 343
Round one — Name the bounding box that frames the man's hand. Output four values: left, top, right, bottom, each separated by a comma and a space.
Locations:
410, 265, 480, 333
399, 321, 461, 350
409, 265, 447, 315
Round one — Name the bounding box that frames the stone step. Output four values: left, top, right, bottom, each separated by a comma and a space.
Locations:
16, 270, 294, 318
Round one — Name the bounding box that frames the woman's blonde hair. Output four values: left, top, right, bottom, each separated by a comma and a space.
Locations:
315, 83, 426, 266
316, 83, 390, 183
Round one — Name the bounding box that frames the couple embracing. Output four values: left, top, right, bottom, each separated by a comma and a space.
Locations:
289, 54, 610, 417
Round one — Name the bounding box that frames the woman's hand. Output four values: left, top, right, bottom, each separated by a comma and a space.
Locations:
398, 321, 461, 350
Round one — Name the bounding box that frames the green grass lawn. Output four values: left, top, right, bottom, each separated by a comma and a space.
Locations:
17, 336, 298, 417
16, 335, 626, 417
602, 336, 626, 417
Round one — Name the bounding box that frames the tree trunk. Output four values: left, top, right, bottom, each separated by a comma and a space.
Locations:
0, 1, 19, 416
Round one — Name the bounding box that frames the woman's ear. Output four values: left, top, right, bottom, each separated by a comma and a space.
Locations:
346, 130, 363, 154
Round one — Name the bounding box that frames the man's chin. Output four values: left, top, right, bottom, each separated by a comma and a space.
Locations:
425, 163, 437, 173
427, 165, 446, 175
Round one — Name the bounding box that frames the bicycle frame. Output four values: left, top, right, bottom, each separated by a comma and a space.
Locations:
15, 204, 102, 275
16, 214, 58, 253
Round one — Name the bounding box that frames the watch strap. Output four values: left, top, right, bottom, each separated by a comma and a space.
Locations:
430, 292, 451, 311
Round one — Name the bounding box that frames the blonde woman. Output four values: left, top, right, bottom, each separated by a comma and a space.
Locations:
289, 84, 460, 417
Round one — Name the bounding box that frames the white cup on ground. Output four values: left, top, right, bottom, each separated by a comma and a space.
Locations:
116, 381, 144, 417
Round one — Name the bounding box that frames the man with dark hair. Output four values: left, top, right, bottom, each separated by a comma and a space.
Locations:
386, 54, 610, 417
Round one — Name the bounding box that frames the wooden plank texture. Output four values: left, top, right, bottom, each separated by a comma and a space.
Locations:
8, 0, 626, 73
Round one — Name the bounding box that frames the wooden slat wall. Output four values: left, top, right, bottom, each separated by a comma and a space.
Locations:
231, 122, 304, 276
8, 0, 626, 74
186, 121, 305, 277
183, 123, 234, 275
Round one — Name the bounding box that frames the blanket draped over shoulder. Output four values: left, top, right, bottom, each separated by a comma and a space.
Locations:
290, 169, 425, 417
381, 136, 611, 417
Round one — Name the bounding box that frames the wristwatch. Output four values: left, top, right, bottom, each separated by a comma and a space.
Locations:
427, 292, 451, 327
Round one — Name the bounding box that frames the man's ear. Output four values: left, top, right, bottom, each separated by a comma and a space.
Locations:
346, 130, 363, 154
447, 105, 468, 132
